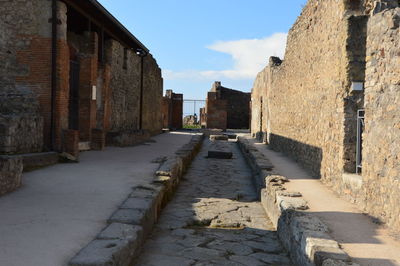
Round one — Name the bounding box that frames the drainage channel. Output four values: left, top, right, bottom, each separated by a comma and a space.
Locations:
133, 138, 292, 266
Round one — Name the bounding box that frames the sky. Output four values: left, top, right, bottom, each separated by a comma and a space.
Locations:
98, 0, 307, 115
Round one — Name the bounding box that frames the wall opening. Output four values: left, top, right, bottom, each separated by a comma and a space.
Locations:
356, 109, 365, 174
343, 15, 368, 174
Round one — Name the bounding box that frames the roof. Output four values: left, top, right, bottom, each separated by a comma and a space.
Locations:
62, 0, 149, 53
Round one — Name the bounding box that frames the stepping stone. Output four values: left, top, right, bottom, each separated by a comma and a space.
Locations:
208, 150, 233, 159
210, 135, 229, 141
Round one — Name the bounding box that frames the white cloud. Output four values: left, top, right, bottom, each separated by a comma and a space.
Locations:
163, 33, 287, 81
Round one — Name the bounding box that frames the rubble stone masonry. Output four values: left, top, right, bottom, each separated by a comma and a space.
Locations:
252, 0, 358, 179
142, 54, 163, 135
363, 7, 400, 230
251, 0, 400, 231
0, 0, 49, 154
107, 40, 141, 132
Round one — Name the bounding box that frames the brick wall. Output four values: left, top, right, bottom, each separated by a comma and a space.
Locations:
0, 0, 58, 154
1, 0, 163, 157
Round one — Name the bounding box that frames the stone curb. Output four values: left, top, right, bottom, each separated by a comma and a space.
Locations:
69, 133, 204, 266
237, 136, 358, 266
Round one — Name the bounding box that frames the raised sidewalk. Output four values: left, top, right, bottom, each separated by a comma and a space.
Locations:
0, 132, 200, 266
238, 135, 400, 266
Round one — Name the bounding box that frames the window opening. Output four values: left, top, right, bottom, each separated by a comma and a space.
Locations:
356, 109, 365, 174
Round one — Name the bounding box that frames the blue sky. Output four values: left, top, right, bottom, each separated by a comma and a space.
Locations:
98, 0, 306, 114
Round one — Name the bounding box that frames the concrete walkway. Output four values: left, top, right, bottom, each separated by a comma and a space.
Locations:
0, 132, 193, 266
246, 137, 400, 266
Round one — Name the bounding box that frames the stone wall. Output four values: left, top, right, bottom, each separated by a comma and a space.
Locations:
251, 0, 400, 232
219, 87, 250, 129
0, 0, 51, 154
362, 7, 400, 230
107, 40, 141, 132
205, 91, 227, 130
205, 82, 250, 130
142, 54, 163, 135
106, 43, 163, 137
252, 0, 357, 181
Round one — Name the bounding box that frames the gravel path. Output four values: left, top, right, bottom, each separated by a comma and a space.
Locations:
136, 139, 292, 266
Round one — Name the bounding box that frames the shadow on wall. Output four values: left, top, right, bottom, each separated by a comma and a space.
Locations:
268, 133, 323, 179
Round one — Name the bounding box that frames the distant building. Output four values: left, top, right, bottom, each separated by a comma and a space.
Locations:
201, 82, 250, 130
162, 90, 183, 130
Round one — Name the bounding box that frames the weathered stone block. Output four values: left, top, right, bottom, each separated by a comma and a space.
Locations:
119, 198, 152, 210
156, 156, 183, 178
0, 155, 23, 196
207, 150, 233, 159
22, 152, 59, 172
97, 223, 143, 241
108, 209, 145, 225
209, 135, 229, 141
69, 239, 134, 266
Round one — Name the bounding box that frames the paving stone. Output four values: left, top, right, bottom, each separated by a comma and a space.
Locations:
207, 240, 254, 256
243, 240, 284, 253
178, 246, 227, 260
136, 139, 292, 265
210, 135, 229, 141
136, 254, 195, 266
229, 255, 265, 266
207, 150, 233, 159
250, 252, 293, 265
194, 258, 242, 266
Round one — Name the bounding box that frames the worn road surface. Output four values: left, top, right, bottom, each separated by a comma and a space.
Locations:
136, 139, 292, 266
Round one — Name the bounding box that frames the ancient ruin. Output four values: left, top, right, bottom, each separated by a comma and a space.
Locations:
200, 81, 250, 130
162, 90, 183, 130
0, 0, 163, 195
251, 0, 400, 232
1, 0, 400, 265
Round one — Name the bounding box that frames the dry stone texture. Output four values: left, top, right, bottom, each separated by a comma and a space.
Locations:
107, 40, 141, 132
251, 0, 400, 231
362, 7, 400, 230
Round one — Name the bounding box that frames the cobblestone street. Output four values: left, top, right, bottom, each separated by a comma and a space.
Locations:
136, 139, 292, 266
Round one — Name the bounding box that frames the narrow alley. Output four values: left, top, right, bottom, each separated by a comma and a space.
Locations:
135, 138, 292, 266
